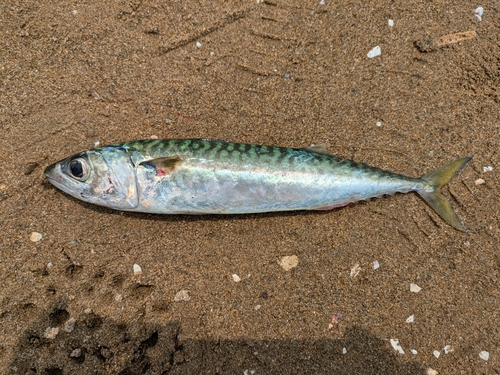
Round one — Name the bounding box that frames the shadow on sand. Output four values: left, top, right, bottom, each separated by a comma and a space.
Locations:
10, 304, 423, 375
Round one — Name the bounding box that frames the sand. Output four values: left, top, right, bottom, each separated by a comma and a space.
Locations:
1, 1, 499, 374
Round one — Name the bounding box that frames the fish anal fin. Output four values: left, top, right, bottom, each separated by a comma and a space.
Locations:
140, 156, 183, 177
313, 202, 351, 210
304, 143, 334, 155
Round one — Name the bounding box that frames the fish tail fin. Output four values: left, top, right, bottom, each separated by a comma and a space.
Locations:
417, 157, 472, 232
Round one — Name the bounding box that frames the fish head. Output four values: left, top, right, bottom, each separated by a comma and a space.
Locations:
44, 146, 139, 210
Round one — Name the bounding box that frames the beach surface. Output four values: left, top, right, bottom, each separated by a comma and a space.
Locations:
1, 1, 499, 374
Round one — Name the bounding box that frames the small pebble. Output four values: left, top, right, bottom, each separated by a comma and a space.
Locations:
376, 121, 382, 127
43, 327, 59, 339
327, 313, 343, 332
367, 45, 381, 58
350, 263, 361, 278
115, 294, 123, 302
133, 264, 142, 275
373, 260, 380, 270
483, 166, 493, 173
195, 41, 202, 48
279, 255, 298, 271
433, 350, 440, 358
406, 314, 415, 323
411, 349, 418, 355
426, 369, 438, 375
46, 262, 53, 269
232, 274, 241, 282
319, 0, 325, 5
254, 305, 261, 310
72, 9, 77, 15
174, 290, 190, 302
388, 19, 394, 27
390, 339, 405, 354
63, 318, 76, 333
410, 283, 422, 293
479, 350, 489, 361
94, 141, 100, 147
342, 347, 347, 354
443, 345, 453, 354
30, 232, 42, 242
474, 178, 485, 185
70, 348, 82, 358
84, 308, 92, 314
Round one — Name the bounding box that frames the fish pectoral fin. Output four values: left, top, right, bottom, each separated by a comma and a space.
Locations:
139, 156, 183, 177
303, 144, 334, 156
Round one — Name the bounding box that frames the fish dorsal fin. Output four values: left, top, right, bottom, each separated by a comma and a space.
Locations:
139, 156, 183, 177
304, 143, 334, 155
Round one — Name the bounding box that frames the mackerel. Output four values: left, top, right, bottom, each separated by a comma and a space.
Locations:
44, 139, 471, 231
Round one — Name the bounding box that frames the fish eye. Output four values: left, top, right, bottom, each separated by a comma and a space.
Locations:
68, 158, 89, 181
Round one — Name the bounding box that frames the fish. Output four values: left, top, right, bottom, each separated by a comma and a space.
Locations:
44, 139, 472, 231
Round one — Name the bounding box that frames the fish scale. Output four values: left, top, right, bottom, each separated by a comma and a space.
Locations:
45, 139, 471, 231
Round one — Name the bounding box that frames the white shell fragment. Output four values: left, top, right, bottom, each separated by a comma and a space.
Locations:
30, 232, 42, 242
410, 349, 418, 355
475, 7, 483, 21
195, 41, 202, 48
373, 260, 380, 270
479, 350, 489, 361
433, 350, 440, 358
367, 45, 381, 58
388, 19, 394, 27
390, 339, 405, 354
174, 290, 190, 302
475, 178, 485, 185
350, 263, 361, 277
279, 255, 299, 271
406, 314, 415, 323
232, 274, 241, 282
43, 327, 59, 339
410, 283, 422, 293
443, 345, 453, 354
133, 264, 142, 275
483, 166, 493, 172
376, 121, 382, 127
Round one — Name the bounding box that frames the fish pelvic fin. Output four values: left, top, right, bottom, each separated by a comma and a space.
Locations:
418, 157, 472, 232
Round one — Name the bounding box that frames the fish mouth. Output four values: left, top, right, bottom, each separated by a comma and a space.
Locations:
44, 163, 65, 187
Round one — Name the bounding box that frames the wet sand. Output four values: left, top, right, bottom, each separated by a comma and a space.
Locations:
1, 1, 499, 374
